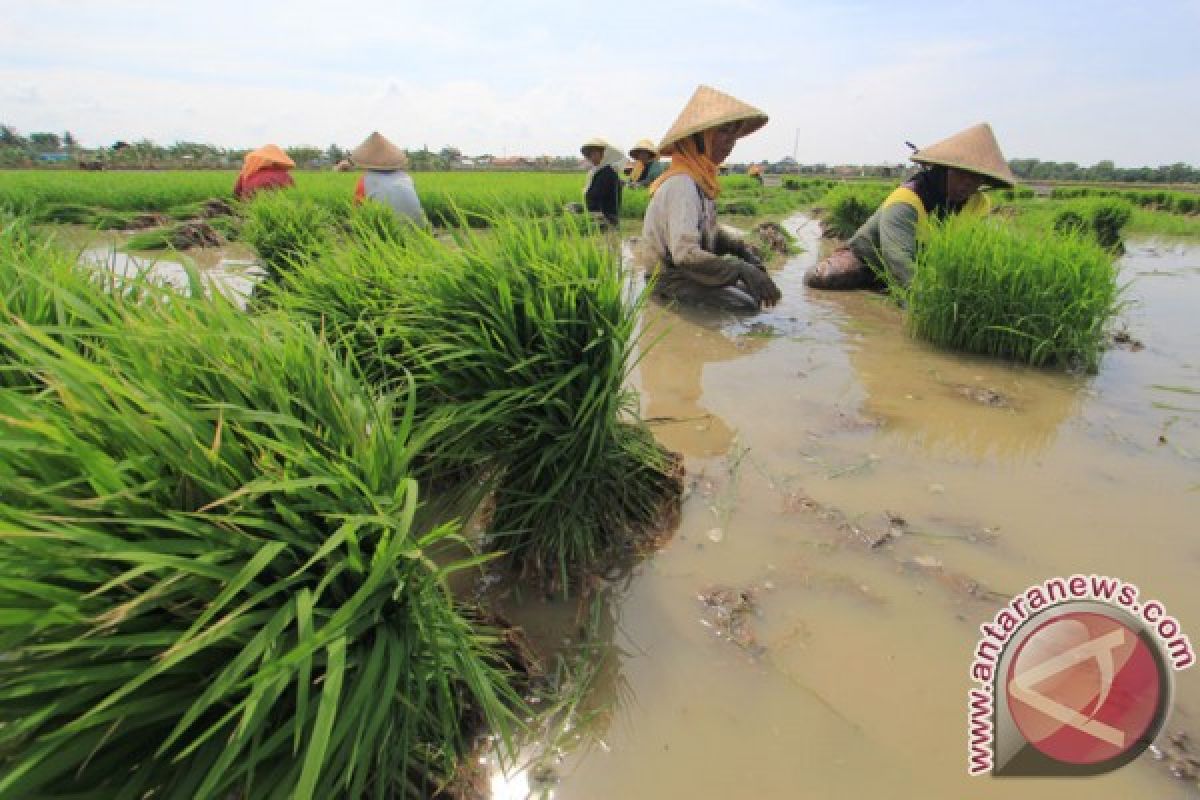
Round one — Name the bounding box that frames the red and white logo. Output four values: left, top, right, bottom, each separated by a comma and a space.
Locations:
1006, 611, 1162, 767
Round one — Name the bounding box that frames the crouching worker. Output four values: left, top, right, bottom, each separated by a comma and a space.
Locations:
636, 85, 781, 312
805, 123, 1016, 290
628, 139, 667, 188
351, 132, 426, 226
578, 138, 624, 228
233, 144, 295, 200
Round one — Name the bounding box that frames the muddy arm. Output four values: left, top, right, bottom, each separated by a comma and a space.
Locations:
716, 223, 764, 265
661, 184, 744, 286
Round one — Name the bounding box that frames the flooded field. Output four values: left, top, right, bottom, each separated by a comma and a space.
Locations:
499, 216, 1200, 798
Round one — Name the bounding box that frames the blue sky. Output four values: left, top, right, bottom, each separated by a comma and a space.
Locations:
2, 0, 1197, 165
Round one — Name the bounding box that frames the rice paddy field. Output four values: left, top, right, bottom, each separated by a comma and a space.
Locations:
1, 169, 1199, 798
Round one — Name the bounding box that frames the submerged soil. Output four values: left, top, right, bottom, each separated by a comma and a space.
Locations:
494, 217, 1200, 799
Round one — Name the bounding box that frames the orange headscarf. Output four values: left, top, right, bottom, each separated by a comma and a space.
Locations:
649, 130, 720, 199
239, 144, 295, 182
629, 161, 646, 184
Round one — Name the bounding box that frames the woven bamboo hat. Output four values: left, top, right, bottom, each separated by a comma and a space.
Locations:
351, 132, 409, 170
628, 138, 659, 159
657, 85, 767, 156
580, 137, 615, 156
910, 123, 1016, 188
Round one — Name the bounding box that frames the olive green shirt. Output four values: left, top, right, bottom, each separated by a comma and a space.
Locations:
848, 202, 920, 286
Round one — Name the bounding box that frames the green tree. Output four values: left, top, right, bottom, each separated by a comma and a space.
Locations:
285, 145, 323, 167
28, 132, 62, 152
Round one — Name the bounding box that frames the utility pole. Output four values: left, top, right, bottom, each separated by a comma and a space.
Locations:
793, 127, 800, 162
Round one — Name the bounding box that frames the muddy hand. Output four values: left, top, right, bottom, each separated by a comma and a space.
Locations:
739, 262, 782, 309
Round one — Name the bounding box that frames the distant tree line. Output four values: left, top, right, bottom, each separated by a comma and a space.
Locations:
1007, 159, 1200, 184
4, 123, 1198, 182
0, 124, 585, 171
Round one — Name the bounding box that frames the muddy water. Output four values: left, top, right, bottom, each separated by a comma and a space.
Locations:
499, 218, 1200, 798
69, 229, 264, 308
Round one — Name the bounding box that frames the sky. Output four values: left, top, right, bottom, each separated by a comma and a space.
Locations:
2, 0, 1198, 166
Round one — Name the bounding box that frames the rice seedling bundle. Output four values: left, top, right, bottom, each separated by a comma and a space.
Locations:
400, 218, 682, 588
0, 268, 527, 798
241, 192, 334, 278
272, 217, 682, 590
905, 214, 1121, 371
1053, 197, 1133, 251
820, 184, 891, 239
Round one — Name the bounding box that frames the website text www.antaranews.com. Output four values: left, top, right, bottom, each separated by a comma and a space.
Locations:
966, 574, 1194, 775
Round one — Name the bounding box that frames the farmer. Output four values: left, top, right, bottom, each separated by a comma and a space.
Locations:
627, 139, 667, 188
804, 122, 1016, 290
635, 85, 781, 311
350, 132, 426, 225
580, 138, 624, 227
232, 144, 295, 200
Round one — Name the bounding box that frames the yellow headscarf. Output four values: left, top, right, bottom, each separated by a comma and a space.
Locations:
239, 144, 295, 182
629, 161, 646, 183
649, 130, 720, 199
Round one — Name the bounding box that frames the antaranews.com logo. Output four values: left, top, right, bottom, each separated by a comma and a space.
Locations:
967, 574, 1194, 777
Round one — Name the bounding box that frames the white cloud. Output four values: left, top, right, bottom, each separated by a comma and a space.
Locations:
2, 1, 1198, 165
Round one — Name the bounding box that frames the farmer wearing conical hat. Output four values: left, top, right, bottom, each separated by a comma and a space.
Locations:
579, 138, 624, 227
351, 132, 426, 225
636, 85, 781, 311
628, 139, 667, 188
805, 123, 1016, 290
233, 144, 295, 200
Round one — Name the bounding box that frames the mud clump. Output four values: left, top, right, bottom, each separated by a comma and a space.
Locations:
201, 198, 235, 218
170, 221, 224, 249
129, 212, 169, 230
752, 221, 793, 256
699, 586, 763, 656
952, 384, 1012, 408
1111, 329, 1145, 352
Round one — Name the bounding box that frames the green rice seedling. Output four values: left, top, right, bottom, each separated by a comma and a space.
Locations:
1054, 198, 1132, 251
1088, 197, 1133, 251
31, 202, 98, 225
0, 281, 528, 799
343, 198, 421, 244
717, 197, 760, 216
396, 217, 682, 590
273, 215, 681, 590
165, 200, 210, 220
207, 213, 243, 241
123, 227, 176, 250
241, 192, 333, 279
819, 184, 891, 239
903, 214, 1121, 371
91, 209, 139, 230
1053, 208, 1089, 236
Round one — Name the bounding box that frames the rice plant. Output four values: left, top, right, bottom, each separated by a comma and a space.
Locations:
0, 273, 528, 798
820, 183, 891, 239
1053, 198, 1133, 251
241, 192, 334, 279
903, 214, 1122, 371
272, 215, 682, 591
395, 217, 682, 589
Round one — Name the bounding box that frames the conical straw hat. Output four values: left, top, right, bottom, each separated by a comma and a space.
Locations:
580, 137, 614, 156
351, 132, 409, 170
628, 138, 659, 159
910, 123, 1016, 188
657, 85, 768, 156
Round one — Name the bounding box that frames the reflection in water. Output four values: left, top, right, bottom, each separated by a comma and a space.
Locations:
812, 290, 1088, 462
487, 587, 628, 800
78, 247, 265, 310
636, 302, 770, 458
